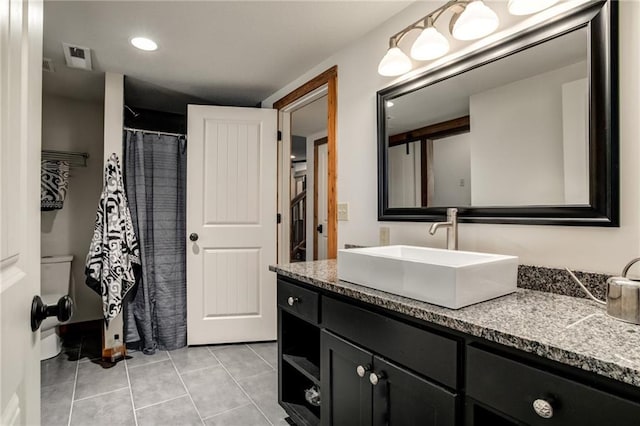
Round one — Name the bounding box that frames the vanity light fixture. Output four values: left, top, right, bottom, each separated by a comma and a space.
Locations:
378, 0, 557, 77
451, 1, 499, 41
507, 0, 560, 16
131, 37, 158, 51
378, 45, 413, 77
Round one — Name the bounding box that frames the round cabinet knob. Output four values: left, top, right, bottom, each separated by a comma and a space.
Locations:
533, 398, 554, 419
189, 233, 199, 242
369, 372, 384, 386
356, 364, 371, 378
287, 296, 299, 306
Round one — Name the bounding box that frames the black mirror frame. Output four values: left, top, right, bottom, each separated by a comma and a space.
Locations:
377, 0, 618, 226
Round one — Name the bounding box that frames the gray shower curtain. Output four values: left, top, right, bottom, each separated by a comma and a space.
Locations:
123, 130, 187, 353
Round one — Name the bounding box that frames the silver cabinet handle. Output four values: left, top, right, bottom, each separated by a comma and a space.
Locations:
287, 296, 299, 306
369, 372, 384, 386
533, 399, 553, 419
356, 364, 371, 378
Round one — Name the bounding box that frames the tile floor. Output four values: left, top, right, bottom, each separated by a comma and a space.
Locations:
41, 336, 288, 426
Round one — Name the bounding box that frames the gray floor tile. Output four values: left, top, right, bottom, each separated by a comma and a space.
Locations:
248, 342, 278, 369
70, 388, 135, 426
136, 395, 201, 426
204, 403, 270, 426
210, 344, 272, 380
126, 349, 169, 369
238, 371, 287, 424
169, 346, 219, 374
41, 381, 74, 426
41, 349, 78, 387
129, 359, 186, 408
74, 360, 129, 400
181, 365, 250, 419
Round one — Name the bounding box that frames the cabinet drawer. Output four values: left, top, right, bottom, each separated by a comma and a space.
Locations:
278, 280, 319, 324
466, 346, 640, 426
322, 296, 458, 388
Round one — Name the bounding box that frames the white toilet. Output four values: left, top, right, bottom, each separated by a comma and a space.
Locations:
40, 255, 73, 360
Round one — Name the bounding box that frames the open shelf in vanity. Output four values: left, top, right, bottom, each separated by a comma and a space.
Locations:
278, 280, 321, 425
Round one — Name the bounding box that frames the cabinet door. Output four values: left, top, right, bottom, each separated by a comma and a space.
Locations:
321, 330, 373, 426
372, 357, 457, 426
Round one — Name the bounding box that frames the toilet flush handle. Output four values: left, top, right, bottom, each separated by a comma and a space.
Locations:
30, 295, 74, 332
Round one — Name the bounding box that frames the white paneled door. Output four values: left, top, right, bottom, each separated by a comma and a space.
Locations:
1, 0, 43, 424
187, 106, 278, 344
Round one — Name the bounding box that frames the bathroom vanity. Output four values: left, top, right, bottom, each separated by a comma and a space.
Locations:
272, 260, 640, 426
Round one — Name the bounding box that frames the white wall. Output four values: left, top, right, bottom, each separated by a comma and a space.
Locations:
41, 95, 104, 323
469, 62, 585, 206
263, 1, 640, 274
431, 134, 471, 207
102, 73, 125, 348
388, 142, 421, 208
562, 78, 589, 204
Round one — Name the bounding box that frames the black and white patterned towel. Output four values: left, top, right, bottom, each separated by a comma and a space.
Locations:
41, 160, 70, 210
85, 153, 141, 324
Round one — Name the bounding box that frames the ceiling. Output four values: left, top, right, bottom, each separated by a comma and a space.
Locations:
42, 1, 413, 109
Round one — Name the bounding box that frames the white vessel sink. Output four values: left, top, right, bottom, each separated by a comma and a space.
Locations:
337, 245, 518, 309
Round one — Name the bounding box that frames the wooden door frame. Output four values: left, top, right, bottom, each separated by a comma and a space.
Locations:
313, 137, 328, 260
274, 66, 338, 260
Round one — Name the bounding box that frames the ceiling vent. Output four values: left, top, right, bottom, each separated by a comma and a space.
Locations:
62, 42, 92, 71
42, 58, 55, 73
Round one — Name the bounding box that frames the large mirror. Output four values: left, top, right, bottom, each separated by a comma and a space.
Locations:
378, 0, 618, 226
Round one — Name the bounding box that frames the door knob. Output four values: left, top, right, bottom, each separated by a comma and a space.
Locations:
31, 295, 73, 332
189, 233, 199, 242
356, 364, 371, 377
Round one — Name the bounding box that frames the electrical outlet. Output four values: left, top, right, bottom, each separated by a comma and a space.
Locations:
380, 227, 390, 245
337, 203, 349, 221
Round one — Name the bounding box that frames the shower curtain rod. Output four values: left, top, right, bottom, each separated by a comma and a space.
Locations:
124, 127, 185, 137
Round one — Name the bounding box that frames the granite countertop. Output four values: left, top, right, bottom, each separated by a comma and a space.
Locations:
270, 259, 640, 389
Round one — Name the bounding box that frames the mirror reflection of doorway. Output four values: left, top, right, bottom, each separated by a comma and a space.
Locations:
289, 95, 328, 262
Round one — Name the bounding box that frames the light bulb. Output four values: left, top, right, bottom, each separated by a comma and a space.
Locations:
507, 0, 560, 15
452, 1, 499, 41
410, 26, 450, 61
378, 47, 412, 77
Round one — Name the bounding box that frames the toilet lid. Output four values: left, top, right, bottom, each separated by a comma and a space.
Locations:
41, 255, 73, 264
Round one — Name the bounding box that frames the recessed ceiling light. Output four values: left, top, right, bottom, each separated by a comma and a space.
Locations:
386, 101, 394, 107
131, 37, 158, 51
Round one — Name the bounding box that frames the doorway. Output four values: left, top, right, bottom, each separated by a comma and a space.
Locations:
275, 66, 338, 263
289, 96, 328, 262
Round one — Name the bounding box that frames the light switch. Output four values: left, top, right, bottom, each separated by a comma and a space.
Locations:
337, 203, 349, 221
380, 227, 390, 245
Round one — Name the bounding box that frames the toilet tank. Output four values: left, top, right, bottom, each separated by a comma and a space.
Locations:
41, 255, 73, 296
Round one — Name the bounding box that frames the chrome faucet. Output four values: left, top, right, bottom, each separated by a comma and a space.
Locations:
429, 208, 458, 250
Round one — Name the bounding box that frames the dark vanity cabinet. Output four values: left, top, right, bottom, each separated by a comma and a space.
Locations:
321, 331, 457, 426
277, 277, 640, 426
